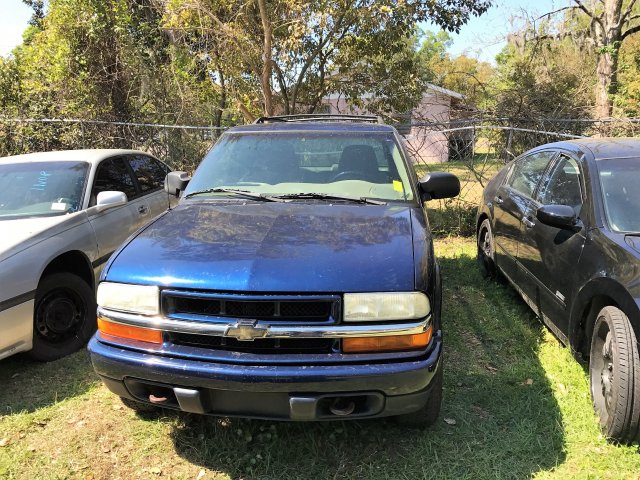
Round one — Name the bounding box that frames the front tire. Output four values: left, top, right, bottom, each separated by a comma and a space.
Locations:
589, 306, 640, 443
477, 218, 497, 279
395, 366, 443, 427
28, 272, 96, 362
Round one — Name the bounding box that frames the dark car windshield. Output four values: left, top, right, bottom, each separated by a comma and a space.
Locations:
0, 161, 89, 220
184, 131, 414, 201
599, 158, 640, 232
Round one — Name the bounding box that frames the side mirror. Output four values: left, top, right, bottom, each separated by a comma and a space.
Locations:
95, 191, 127, 213
536, 204, 580, 230
418, 172, 460, 201
165, 171, 191, 197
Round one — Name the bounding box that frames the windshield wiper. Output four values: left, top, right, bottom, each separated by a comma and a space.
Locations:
184, 188, 282, 202
274, 193, 386, 205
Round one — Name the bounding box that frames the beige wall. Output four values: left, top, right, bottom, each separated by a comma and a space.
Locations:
322, 91, 454, 163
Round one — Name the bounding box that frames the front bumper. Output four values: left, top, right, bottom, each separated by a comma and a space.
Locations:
88, 332, 442, 421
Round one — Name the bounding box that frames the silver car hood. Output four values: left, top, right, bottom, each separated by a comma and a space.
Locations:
0, 214, 86, 262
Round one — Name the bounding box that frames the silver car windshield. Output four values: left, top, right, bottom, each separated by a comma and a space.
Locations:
0, 161, 89, 220
184, 132, 414, 202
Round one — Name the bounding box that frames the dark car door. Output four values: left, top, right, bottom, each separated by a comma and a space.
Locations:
517, 153, 586, 341
493, 151, 556, 282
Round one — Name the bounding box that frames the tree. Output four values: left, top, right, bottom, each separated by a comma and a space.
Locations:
531, 0, 640, 118
164, 0, 492, 120
418, 30, 493, 110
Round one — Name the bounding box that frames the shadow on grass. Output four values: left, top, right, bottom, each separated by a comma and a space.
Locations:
165, 252, 565, 479
0, 349, 98, 415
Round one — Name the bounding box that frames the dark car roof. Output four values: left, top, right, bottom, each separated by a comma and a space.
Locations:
226, 122, 397, 134
533, 138, 640, 161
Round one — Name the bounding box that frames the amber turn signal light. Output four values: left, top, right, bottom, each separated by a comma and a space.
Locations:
342, 325, 432, 353
98, 317, 163, 345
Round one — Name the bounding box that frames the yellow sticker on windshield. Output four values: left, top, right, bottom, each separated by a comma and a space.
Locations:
393, 180, 404, 192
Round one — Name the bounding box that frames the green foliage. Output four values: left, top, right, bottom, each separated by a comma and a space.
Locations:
492, 41, 594, 120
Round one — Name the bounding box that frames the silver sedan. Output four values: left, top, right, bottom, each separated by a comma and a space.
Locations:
0, 149, 175, 361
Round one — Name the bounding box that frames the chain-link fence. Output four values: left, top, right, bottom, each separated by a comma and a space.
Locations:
3, 116, 639, 236
0, 118, 223, 172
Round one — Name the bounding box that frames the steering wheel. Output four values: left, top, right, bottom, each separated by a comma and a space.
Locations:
330, 171, 363, 182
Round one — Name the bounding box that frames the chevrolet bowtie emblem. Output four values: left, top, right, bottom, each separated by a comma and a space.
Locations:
225, 320, 269, 341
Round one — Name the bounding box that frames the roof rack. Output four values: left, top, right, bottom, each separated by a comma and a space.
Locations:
254, 114, 384, 124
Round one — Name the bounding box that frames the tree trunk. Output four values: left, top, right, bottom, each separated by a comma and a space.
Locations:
595, 51, 615, 118
257, 0, 274, 116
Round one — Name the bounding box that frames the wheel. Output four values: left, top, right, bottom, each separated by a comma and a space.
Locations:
477, 218, 497, 279
329, 170, 362, 182
395, 366, 443, 427
589, 306, 640, 443
28, 272, 96, 362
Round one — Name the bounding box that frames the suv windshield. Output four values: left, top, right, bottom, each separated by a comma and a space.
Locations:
0, 161, 89, 220
184, 131, 414, 201
599, 158, 640, 232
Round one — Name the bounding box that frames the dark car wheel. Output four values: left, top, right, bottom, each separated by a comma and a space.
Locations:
395, 366, 442, 427
28, 272, 96, 362
477, 219, 497, 279
589, 306, 640, 443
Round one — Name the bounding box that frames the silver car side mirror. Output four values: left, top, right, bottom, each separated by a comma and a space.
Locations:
95, 191, 127, 213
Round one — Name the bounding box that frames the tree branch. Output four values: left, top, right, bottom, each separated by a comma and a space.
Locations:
534, 5, 580, 22
291, 12, 347, 112
572, 0, 605, 31
621, 23, 640, 41
618, 0, 639, 29
572, 0, 596, 19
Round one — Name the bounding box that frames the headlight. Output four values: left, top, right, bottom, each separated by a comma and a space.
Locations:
343, 292, 430, 322
97, 282, 160, 315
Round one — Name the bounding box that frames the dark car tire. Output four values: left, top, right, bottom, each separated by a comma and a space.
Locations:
589, 306, 640, 444
28, 272, 96, 362
395, 366, 443, 427
477, 219, 498, 279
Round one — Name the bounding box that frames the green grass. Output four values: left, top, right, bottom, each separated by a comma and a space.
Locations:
415, 158, 504, 236
1, 238, 639, 479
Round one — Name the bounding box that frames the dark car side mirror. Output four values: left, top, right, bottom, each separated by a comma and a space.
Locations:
165, 171, 191, 197
418, 172, 461, 202
536, 204, 581, 231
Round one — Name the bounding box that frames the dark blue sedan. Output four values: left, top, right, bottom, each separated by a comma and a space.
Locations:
476, 138, 640, 443
88, 115, 460, 425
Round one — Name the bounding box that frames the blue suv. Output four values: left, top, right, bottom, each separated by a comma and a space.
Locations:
88, 115, 459, 425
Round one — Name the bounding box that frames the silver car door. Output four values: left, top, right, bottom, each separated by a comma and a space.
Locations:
87, 156, 145, 266
126, 154, 172, 218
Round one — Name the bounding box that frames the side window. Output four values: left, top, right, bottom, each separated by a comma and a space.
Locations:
91, 157, 137, 205
127, 155, 169, 194
507, 151, 555, 198
537, 155, 583, 215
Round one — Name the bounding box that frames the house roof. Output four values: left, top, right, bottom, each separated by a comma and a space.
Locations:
424, 83, 464, 100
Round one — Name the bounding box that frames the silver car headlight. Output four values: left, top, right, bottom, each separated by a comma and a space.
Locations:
343, 292, 430, 322
97, 282, 160, 315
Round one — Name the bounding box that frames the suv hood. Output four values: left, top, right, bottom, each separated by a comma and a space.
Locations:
105, 202, 416, 292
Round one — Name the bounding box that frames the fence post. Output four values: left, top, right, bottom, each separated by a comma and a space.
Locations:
505, 124, 513, 162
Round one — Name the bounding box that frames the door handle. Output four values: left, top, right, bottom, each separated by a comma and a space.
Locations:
138, 205, 148, 215
494, 195, 504, 205
522, 216, 535, 228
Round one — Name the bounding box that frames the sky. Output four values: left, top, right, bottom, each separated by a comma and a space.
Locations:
1, 0, 567, 62
423, 0, 566, 63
